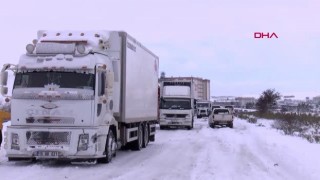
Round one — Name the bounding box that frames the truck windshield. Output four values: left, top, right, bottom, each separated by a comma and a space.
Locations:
197, 103, 209, 108
160, 98, 191, 109
13, 71, 95, 90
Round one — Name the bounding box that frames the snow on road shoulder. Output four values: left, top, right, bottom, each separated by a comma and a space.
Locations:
190, 118, 320, 180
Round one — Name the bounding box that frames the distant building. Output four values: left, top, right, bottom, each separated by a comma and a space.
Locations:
278, 97, 304, 112
211, 96, 237, 106
313, 96, 320, 104
235, 97, 256, 108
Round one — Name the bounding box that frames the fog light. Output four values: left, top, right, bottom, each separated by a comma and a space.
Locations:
12, 133, 19, 145
11, 133, 20, 150
77, 134, 89, 151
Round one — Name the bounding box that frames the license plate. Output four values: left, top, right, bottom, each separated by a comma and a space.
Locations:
171, 121, 180, 124
35, 151, 60, 157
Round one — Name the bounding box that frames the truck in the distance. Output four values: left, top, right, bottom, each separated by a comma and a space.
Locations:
0, 30, 159, 163
196, 100, 212, 118
159, 81, 195, 130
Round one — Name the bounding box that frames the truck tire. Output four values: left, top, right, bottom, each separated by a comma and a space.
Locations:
131, 124, 143, 151
191, 118, 194, 129
149, 134, 155, 142
229, 123, 234, 128
98, 130, 116, 164
187, 119, 193, 130
211, 123, 215, 128
142, 123, 149, 148
160, 125, 166, 130
187, 121, 194, 130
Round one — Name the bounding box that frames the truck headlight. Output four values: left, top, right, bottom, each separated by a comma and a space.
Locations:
11, 133, 20, 150
77, 134, 89, 151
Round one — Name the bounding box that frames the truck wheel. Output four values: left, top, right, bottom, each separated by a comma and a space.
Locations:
160, 125, 165, 130
98, 130, 116, 164
211, 124, 215, 128
149, 134, 155, 142
142, 123, 149, 148
191, 118, 194, 129
229, 123, 234, 128
131, 124, 143, 151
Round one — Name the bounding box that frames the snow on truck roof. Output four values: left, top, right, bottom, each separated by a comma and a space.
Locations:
37, 30, 111, 48
19, 31, 114, 71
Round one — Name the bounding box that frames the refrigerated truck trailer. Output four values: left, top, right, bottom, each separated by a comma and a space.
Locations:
0, 30, 159, 163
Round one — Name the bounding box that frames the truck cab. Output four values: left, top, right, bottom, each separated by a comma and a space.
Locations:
196, 100, 212, 118
0, 30, 158, 163
159, 81, 194, 130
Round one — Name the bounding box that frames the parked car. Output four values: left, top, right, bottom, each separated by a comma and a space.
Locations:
208, 108, 234, 128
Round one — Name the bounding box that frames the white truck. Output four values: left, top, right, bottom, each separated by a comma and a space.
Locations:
208, 108, 234, 128
196, 100, 212, 118
0, 30, 159, 163
159, 81, 195, 130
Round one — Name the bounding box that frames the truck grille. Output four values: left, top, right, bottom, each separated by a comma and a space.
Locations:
165, 114, 187, 118
26, 131, 71, 145
200, 110, 206, 113
26, 117, 75, 124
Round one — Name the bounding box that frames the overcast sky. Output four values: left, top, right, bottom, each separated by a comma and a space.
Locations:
0, 0, 319, 99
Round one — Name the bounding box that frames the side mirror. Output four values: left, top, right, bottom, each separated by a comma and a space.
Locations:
1, 86, 8, 96
0, 71, 8, 86
106, 71, 114, 88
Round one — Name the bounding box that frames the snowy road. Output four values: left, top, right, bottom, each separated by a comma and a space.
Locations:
1, 118, 320, 180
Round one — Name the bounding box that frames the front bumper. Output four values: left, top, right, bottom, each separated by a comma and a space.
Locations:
5, 126, 109, 160
159, 118, 192, 126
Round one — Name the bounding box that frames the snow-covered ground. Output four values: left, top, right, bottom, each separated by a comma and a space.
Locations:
1, 118, 320, 180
